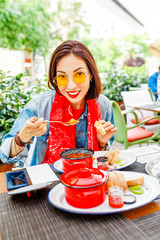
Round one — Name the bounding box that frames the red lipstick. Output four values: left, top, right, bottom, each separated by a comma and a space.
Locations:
67, 91, 80, 98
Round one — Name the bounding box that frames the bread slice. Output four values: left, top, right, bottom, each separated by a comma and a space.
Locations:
110, 149, 120, 165
107, 150, 114, 164
126, 176, 144, 187
94, 121, 106, 135
106, 171, 128, 192
107, 149, 120, 165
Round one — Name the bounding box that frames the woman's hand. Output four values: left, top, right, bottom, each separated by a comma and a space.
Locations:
96, 120, 117, 147
18, 116, 48, 143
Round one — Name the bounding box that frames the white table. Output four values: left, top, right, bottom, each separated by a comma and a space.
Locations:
126, 144, 160, 164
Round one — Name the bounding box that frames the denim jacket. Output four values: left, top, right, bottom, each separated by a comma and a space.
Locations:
0, 90, 115, 167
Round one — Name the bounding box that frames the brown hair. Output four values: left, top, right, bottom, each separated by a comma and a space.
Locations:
48, 40, 101, 100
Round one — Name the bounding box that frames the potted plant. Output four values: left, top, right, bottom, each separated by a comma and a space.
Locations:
101, 66, 148, 109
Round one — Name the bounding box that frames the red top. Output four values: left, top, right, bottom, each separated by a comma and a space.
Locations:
72, 105, 85, 120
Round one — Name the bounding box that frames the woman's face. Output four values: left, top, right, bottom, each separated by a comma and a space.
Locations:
56, 54, 92, 109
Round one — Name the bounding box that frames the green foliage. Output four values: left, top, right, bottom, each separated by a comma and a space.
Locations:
123, 33, 151, 57
82, 38, 109, 73
123, 65, 149, 84
25, 76, 49, 95
0, 71, 31, 142
0, 70, 49, 143
0, 0, 51, 55
102, 66, 149, 102
83, 33, 151, 72
51, 1, 89, 42
0, 0, 89, 56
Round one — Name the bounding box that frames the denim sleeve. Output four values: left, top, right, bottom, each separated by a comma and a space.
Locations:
105, 101, 115, 145
97, 94, 115, 145
0, 98, 37, 165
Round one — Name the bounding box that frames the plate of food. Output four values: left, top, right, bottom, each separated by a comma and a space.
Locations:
52, 150, 137, 173
145, 158, 160, 178
48, 171, 160, 214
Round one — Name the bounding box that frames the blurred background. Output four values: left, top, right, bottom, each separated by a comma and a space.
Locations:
1, 0, 160, 142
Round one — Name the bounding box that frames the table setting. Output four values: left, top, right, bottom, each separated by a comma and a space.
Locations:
1, 144, 160, 240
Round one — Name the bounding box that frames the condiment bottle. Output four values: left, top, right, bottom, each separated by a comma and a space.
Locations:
97, 156, 109, 171
108, 186, 124, 208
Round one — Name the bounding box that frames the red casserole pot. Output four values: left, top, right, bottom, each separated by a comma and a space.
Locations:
60, 148, 94, 172
60, 168, 108, 208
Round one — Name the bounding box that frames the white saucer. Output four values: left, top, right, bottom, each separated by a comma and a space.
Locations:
52, 151, 137, 173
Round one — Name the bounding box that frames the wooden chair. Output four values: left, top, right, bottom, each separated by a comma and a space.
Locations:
111, 100, 160, 149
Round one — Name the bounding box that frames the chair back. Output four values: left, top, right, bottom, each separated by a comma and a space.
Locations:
121, 89, 154, 126
111, 101, 127, 145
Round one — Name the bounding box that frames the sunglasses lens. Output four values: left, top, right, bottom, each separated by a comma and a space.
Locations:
55, 72, 87, 87
56, 75, 68, 87
73, 72, 86, 84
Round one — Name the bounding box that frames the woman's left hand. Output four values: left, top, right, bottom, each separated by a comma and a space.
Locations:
96, 120, 117, 147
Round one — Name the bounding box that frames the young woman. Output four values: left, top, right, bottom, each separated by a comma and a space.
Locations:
0, 40, 117, 167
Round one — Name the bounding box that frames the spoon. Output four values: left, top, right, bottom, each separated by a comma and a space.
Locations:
43, 120, 79, 126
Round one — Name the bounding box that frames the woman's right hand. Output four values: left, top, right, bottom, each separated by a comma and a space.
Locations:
18, 116, 48, 143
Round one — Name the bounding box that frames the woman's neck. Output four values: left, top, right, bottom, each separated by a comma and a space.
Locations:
70, 100, 85, 109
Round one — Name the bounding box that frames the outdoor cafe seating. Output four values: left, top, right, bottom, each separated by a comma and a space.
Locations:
111, 100, 160, 149
121, 88, 160, 129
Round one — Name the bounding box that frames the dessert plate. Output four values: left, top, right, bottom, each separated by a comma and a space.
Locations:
48, 171, 160, 214
52, 151, 137, 173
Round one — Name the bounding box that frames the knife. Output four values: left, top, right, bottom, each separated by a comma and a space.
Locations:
8, 181, 54, 195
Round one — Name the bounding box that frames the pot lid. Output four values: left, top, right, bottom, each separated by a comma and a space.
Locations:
60, 168, 108, 188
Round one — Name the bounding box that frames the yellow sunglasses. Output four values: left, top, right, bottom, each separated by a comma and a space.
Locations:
54, 71, 89, 87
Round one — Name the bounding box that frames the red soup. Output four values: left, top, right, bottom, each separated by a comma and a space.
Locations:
60, 148, 94, 172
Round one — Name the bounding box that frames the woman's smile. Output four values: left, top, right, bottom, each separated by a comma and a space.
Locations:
67, 90, 81, 98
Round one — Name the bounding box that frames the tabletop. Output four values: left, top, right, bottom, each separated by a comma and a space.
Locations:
127, 102, 160, 113
1, 145, 160, 240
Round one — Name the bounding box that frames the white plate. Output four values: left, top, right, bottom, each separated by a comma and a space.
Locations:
47, 171, 160, 214
145, 158, 160, 178
52, 151, 137, 173
8, 181, 53, 195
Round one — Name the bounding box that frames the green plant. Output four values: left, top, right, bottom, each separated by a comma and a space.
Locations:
0, 0, 51, 55
0, 0, 89, 56
24, 78, 49, 101
0, 70, 50, 143
83, 33, 151, 72
102, 66, 149, 102
0, 71, 31, 142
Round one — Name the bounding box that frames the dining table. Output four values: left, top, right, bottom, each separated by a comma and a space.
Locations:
126, 101, 160, 114
1, 144, 160, 240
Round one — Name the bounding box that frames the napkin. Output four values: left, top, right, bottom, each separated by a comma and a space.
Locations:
6, 170, 29, 190
26, 164, 59, 185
